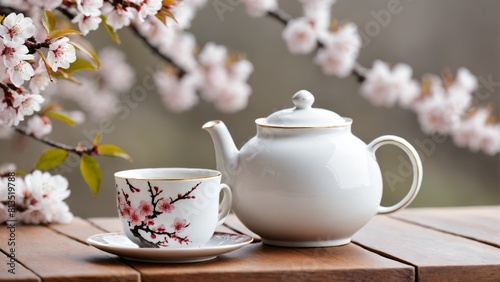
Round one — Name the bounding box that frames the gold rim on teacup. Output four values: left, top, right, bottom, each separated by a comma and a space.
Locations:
114, 168, 221, 181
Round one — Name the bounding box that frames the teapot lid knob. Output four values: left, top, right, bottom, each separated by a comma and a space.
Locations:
292, 90, 314, 110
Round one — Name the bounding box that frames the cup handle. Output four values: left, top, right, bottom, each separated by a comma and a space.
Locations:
368, 135, 423, 214
217, 184, 232, 226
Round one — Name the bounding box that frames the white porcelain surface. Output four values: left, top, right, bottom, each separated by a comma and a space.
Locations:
86, 232, 253, 263
115, 168, 232, 248
203, 90, 423, 247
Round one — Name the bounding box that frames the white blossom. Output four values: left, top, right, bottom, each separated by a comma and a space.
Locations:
314, 23, 361, 77
72, 14, 102, 35
136, 0, 162, 21
27, 0, 62, 10
282, 17, 317, 54
155, 71, 200, 112
360, 60, 419, 108
29, 59, 51, 94
241, 0, 278, 17
76, 0, 103, 17
0, 40, 34, 68
0, 13, 36, 44
13, 93, 45, 121
416, 93, 459, 135
301, 0, 336, 31
46, 37, 77, 72
452, 109, 500, 155
211, 80, 251, 113
98, 47, 135, 92
230, 59, 254, 82
7, 60, 34, 87
198, 42, 227, 67
0, 103, 19, 126
169, 4, 196, 29
26, 115, 52, 138
17, 170, 73, 224
102, 2, 135, 31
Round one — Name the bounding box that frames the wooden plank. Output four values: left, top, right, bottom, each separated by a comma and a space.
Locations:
224, 214, 262, 242
390, 206, 500, 247
0, 252, 40, 282
124, 243, 414, 282
0, 223, 139, 282
49, 217, 112, 243
353, 215, 500, 282
87, 217, 123, 233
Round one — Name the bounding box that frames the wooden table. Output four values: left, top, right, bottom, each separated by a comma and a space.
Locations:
1, 206, 499, 282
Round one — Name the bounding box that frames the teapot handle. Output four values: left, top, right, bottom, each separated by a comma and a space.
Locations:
368, 135, 423, 214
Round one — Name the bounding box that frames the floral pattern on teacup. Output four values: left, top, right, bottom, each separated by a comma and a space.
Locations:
117, 180, 200, 248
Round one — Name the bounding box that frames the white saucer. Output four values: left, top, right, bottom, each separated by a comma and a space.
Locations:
87, 231, 253, 263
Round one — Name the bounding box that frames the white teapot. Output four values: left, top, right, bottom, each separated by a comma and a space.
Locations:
203, 90, 422, 247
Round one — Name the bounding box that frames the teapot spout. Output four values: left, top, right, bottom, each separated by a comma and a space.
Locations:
202, 120, 239, 185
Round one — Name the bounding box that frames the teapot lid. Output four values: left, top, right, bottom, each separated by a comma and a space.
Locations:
256, 90, 349, 128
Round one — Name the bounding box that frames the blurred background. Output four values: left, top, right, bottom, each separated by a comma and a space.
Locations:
1, 0, 499, 217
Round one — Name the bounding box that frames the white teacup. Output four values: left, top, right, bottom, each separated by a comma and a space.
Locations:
114, 168, 232, 248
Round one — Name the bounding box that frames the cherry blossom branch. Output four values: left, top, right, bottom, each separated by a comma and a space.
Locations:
267, 7, 368, 81
169, 182, 199, 205
128, 24, 187, 77
14, 126, 94, 156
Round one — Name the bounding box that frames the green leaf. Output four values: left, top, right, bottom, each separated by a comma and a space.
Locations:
93, 131, 102, 146
98, 144, 133, 162
100, 15, 121, 44
49, 29, 82, 39
45, 111, 76, 127
42, 9, 56, 35
35, 148, 68, 171
80, 155, 102, 197
70, 41, 101, 69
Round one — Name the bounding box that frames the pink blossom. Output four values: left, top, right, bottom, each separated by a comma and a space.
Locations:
171, 218, 187, 232
46, 37, 77, 72
120, 204, 133, 219
0, 13, 36, 44
138, 200, 154, 217
156, 224, 166, 233
157, 199, 175, 213
282, 17, 317, 54
26, 115, 52, 138
128, 210, 142, 226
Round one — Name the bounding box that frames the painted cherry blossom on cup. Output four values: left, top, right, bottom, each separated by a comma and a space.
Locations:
117, 179, 200, 248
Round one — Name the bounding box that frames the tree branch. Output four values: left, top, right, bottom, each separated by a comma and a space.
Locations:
129, 24, 187, 77
14, 126, 93, 156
